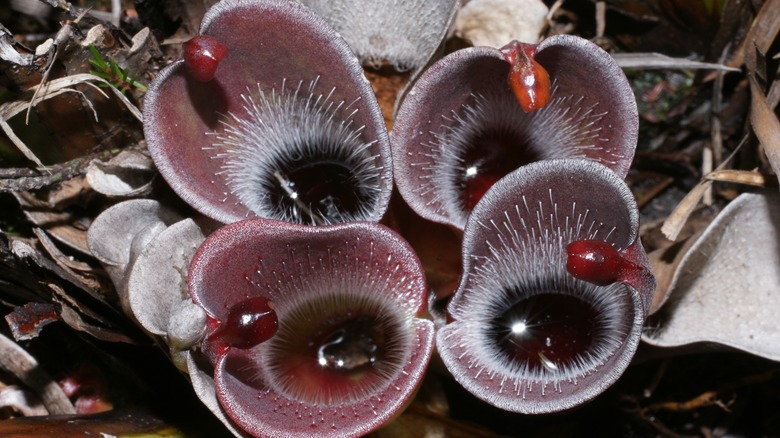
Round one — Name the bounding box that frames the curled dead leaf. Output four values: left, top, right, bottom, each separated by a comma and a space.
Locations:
86, 150, 156, 197
749, 76, 780, 184
644, 192, 780, 361
455, 0, 548, 47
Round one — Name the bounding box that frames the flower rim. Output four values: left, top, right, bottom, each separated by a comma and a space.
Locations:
189, 219, 434, 437
144, 0, 392, 225
438, 159, 649, 413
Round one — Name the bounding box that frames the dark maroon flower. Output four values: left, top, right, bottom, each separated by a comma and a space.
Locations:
189, 219, 434, 437
436, 159, 654, 413
144, 0, 392, 225
392, 36, 638, 229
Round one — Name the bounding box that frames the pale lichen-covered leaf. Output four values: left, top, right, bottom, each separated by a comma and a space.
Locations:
644, 192, 780, 361
298, 0, 458, 71
454, 0, 548, 47
86, 199, 181, 307
126, 218, 205, 338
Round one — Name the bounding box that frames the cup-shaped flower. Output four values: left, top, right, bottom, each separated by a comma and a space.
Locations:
437, 159, 654, 413
144, 0, 392, 225
189, 219, 434, 437
392, 36, 638, 229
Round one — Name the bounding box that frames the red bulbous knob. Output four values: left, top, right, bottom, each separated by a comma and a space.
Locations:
212, 297, 278, 349
184, 35, 229, 82
566, 240, 627, 286
501, 41, 551, 113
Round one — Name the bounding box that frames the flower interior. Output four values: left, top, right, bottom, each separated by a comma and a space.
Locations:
190, 219, 433, 436
429, 84, 606, 225
261, 291, 412, 405
393, 37, 638, 230
144, 0, 394, 224
438, 160, 647, 413
474, 266, 633, 386
210, 79, 383, 225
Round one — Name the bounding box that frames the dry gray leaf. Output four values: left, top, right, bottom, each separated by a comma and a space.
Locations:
455, 0, 548, 47
0, 332, 75, 415
612, 53, 741, 71
644, 192, 780, 361
186, 352, 246, 438
0, 386, 48, 417
86, 149, 156, 197
125, 218, 206, 340
0, 23, 34, 65
298, 0, 458, 71
86, 199, 182, 311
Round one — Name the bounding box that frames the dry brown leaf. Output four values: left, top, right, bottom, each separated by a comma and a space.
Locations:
660, 179, 712, 242
728, 0, 780, 69
52, 291, 136, 344
704, 169, 770, 187
32, 228, 100, 291
749, 75, 780, 183
0, 74, 142, 167
646, 230, 702, 315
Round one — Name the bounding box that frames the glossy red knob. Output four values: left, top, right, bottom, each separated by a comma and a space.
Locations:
212, 296, 278, 349
184, 35, 229, 82
566, 240, 626, 286
501, 41, 551, 113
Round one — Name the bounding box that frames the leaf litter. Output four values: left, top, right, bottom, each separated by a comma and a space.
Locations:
0, 0, 779, 436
